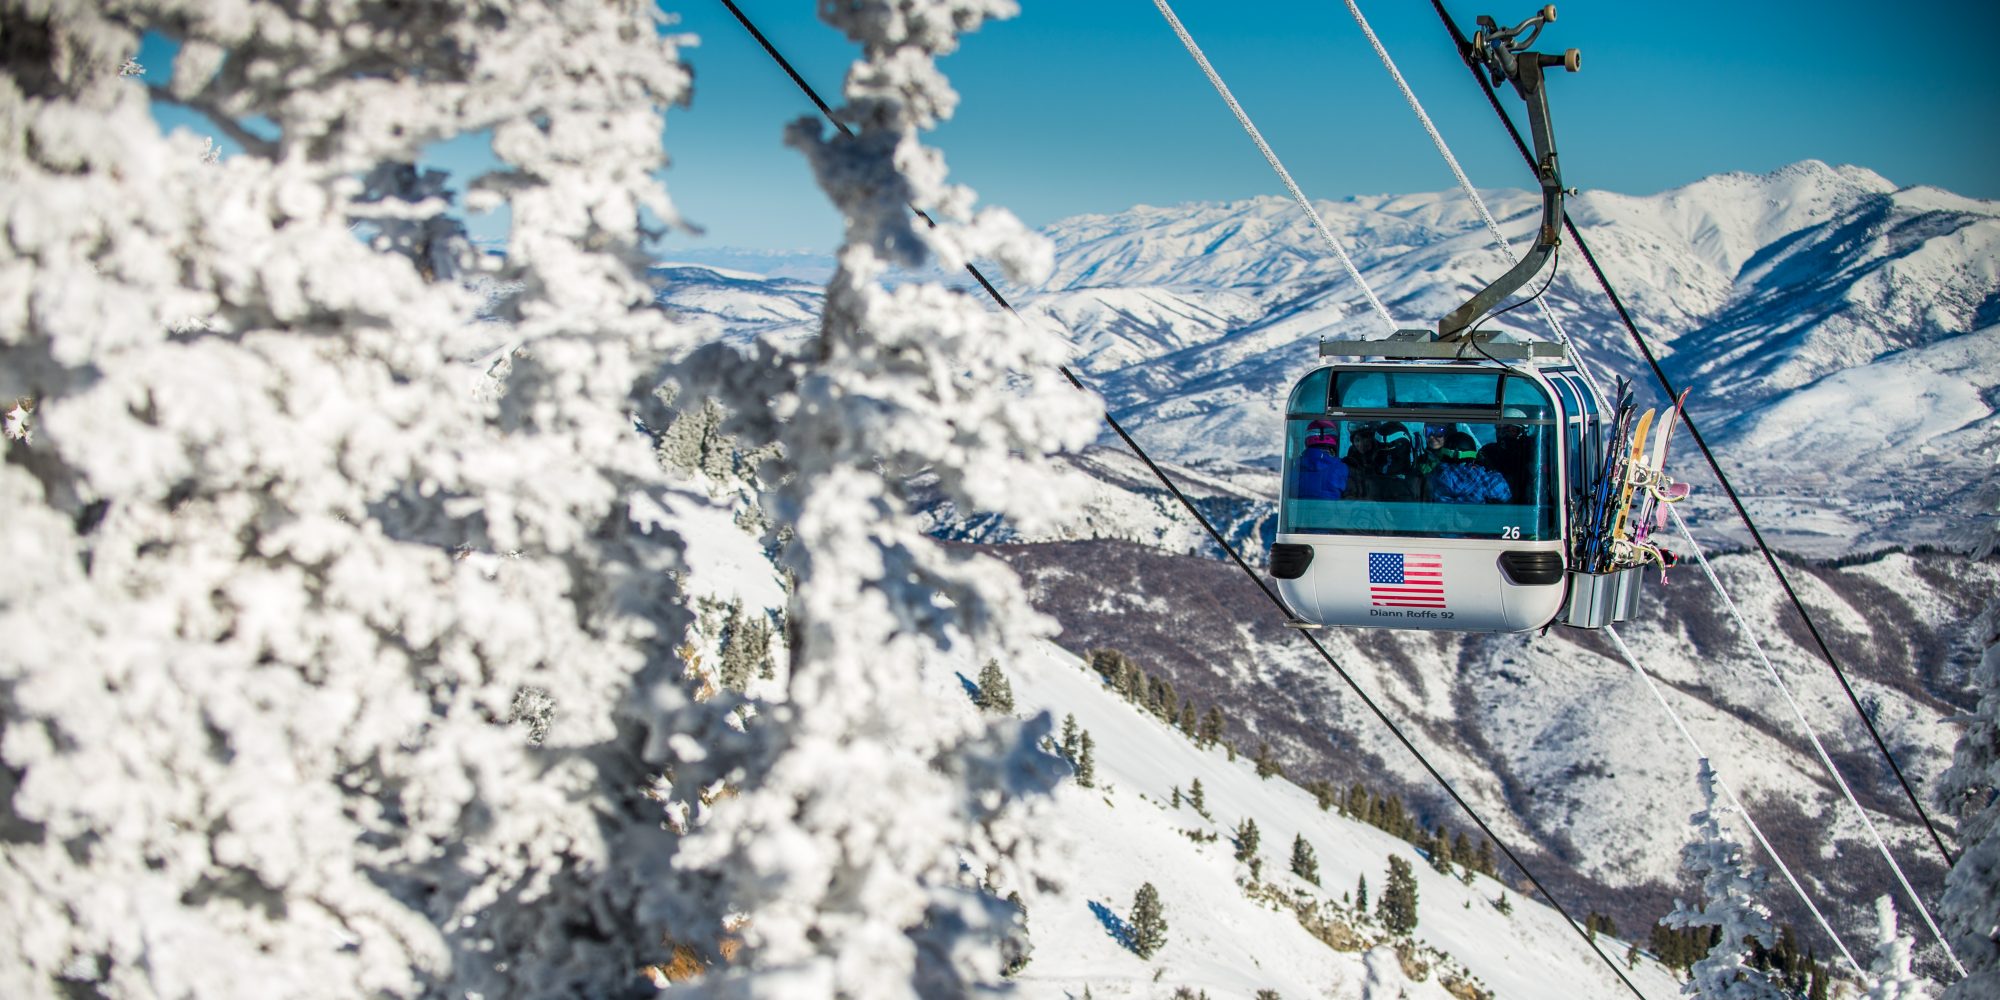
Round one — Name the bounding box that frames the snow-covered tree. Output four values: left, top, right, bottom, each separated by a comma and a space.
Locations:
3, 398, 30, 444
1664, 760, 1788, 999
1938, 598, 2000, 999
1865, 895, 1935, 1000
4, 0, 1106, 993
669, 5, 1099, 989
0, 1, 712, 996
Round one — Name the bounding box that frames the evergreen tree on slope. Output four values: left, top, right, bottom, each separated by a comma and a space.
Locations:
1290, 834, 1320, 885
1379, 855, 1419, 936
1131, 882, 1168, 959
0, 3, 707, 996
1864, 895, 1934, 1000
974, 659, 1016, 714
1938, 597, 2000, 1000
1664, 760, 1788, 999
674, 1, 1098, 993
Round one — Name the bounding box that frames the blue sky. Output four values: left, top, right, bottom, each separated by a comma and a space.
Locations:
143, 1, 2000, 254
645, 0, 1998, 253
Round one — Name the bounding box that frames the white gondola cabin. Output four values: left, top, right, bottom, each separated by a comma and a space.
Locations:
1266, 5, 1648, 632
1269, 347, 1636, 632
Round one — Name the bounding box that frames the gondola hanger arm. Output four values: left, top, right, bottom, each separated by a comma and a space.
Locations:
1438, 6, 1579, 341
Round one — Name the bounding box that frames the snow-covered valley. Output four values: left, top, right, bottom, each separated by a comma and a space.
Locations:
651, 159, 2000, 990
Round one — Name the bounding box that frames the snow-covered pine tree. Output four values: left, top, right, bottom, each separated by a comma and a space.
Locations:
1254, 740, 1283, 780
669, 0, 1097, 992
0, 2, 716, 996
1078, 730, 1098, 789
1664, 760, 1789, 999
1864, 895, 1935, 999
717, 598, 775, 693
1428, 824, 1455, 874
1938, 594, 2000, 1000
1200, 705, 1225, 746
1062, 712, 1081, 761
1190, 776, 1207, 817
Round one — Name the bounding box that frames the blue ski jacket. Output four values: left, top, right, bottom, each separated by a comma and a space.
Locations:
1429, 462, 1511, 504
1294, 446, 1349, 500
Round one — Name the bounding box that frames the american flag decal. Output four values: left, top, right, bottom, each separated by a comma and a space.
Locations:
1369, 552, 1445, 607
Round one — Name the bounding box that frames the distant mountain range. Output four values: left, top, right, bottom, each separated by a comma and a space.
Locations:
659, 159, 2000, 557
654, 163, 1999, 975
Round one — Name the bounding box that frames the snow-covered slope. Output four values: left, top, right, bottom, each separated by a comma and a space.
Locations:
988, 537, 1997, 980
664, 462, 1697, 997
991, 638, 1688, 999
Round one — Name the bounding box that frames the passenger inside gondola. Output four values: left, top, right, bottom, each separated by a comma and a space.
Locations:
1279, 366, 1560, 541
1345, 420, 1420, 501
1478, 407, 1536, 501
1293, 419, 1349, 499
1429, 431, 1511, 503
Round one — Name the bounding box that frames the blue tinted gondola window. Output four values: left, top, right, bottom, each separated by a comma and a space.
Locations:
1280, 367, 1558, 541
1287, 367, 1332, 415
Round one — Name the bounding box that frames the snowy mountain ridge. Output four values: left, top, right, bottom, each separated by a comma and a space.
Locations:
659, 159, 2000, 556
646, 159, 1999, 987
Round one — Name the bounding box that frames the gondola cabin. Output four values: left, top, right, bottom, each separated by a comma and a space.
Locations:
1270, 348, 1636, 632
1263, 6, 1652, 631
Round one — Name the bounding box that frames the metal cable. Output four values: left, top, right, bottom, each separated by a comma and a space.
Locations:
1150, 0, 1398, 333
1603, 626, 1862, 975
1670, 507, 1966, 974
1426, 0, 1958, 873
716, 3, 1649, 995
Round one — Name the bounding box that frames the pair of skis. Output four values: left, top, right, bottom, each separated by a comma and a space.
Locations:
1573, 381, 1637, 575
1631, 388, 1693, 545
1571, 384, 1693, 577
1608, 388, 1693, 576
